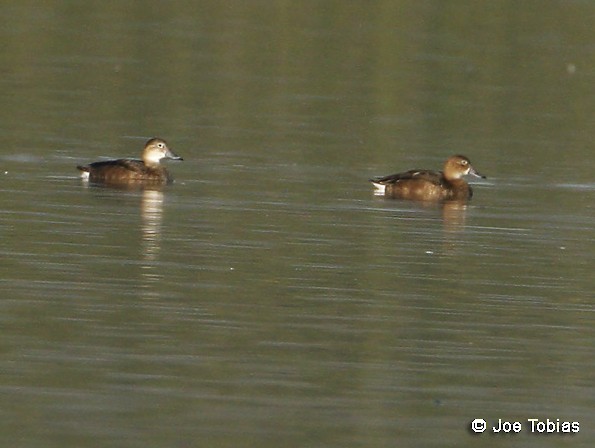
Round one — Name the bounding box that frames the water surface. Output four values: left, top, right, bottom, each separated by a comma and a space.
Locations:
1, 2, 594, 447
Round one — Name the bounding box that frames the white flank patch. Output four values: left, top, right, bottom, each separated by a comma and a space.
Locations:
371, 182, 386, 195
80, 171, 90, 180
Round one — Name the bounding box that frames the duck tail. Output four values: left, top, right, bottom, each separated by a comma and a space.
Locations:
76, 165, 91, 180
369, 179, 387, 195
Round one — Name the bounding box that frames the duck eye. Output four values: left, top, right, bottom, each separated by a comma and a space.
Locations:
460, 160, 468, 166
157, 143, 164, 148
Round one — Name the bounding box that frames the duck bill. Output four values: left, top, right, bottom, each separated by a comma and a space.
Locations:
166, 149, 183, 161
468, 166, 486, 179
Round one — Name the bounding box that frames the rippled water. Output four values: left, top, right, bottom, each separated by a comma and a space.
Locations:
1, 2, 594, 447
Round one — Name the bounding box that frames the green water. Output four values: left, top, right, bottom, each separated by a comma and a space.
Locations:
1, 2, 593, 447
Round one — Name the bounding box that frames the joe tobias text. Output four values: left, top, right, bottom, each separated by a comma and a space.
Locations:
471, 418, 580, 434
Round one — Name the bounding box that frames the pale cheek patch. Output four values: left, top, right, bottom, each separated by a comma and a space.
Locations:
144, 153, 163, 164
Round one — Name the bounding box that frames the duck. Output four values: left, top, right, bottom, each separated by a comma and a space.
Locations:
370, 155, 485, 201
77, 137, 182, 185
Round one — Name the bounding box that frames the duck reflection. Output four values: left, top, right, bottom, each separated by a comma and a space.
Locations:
374, 196, 470, 239
80, 181, 167, 298
442, 200, 468, 233
140, 188, 165, 291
